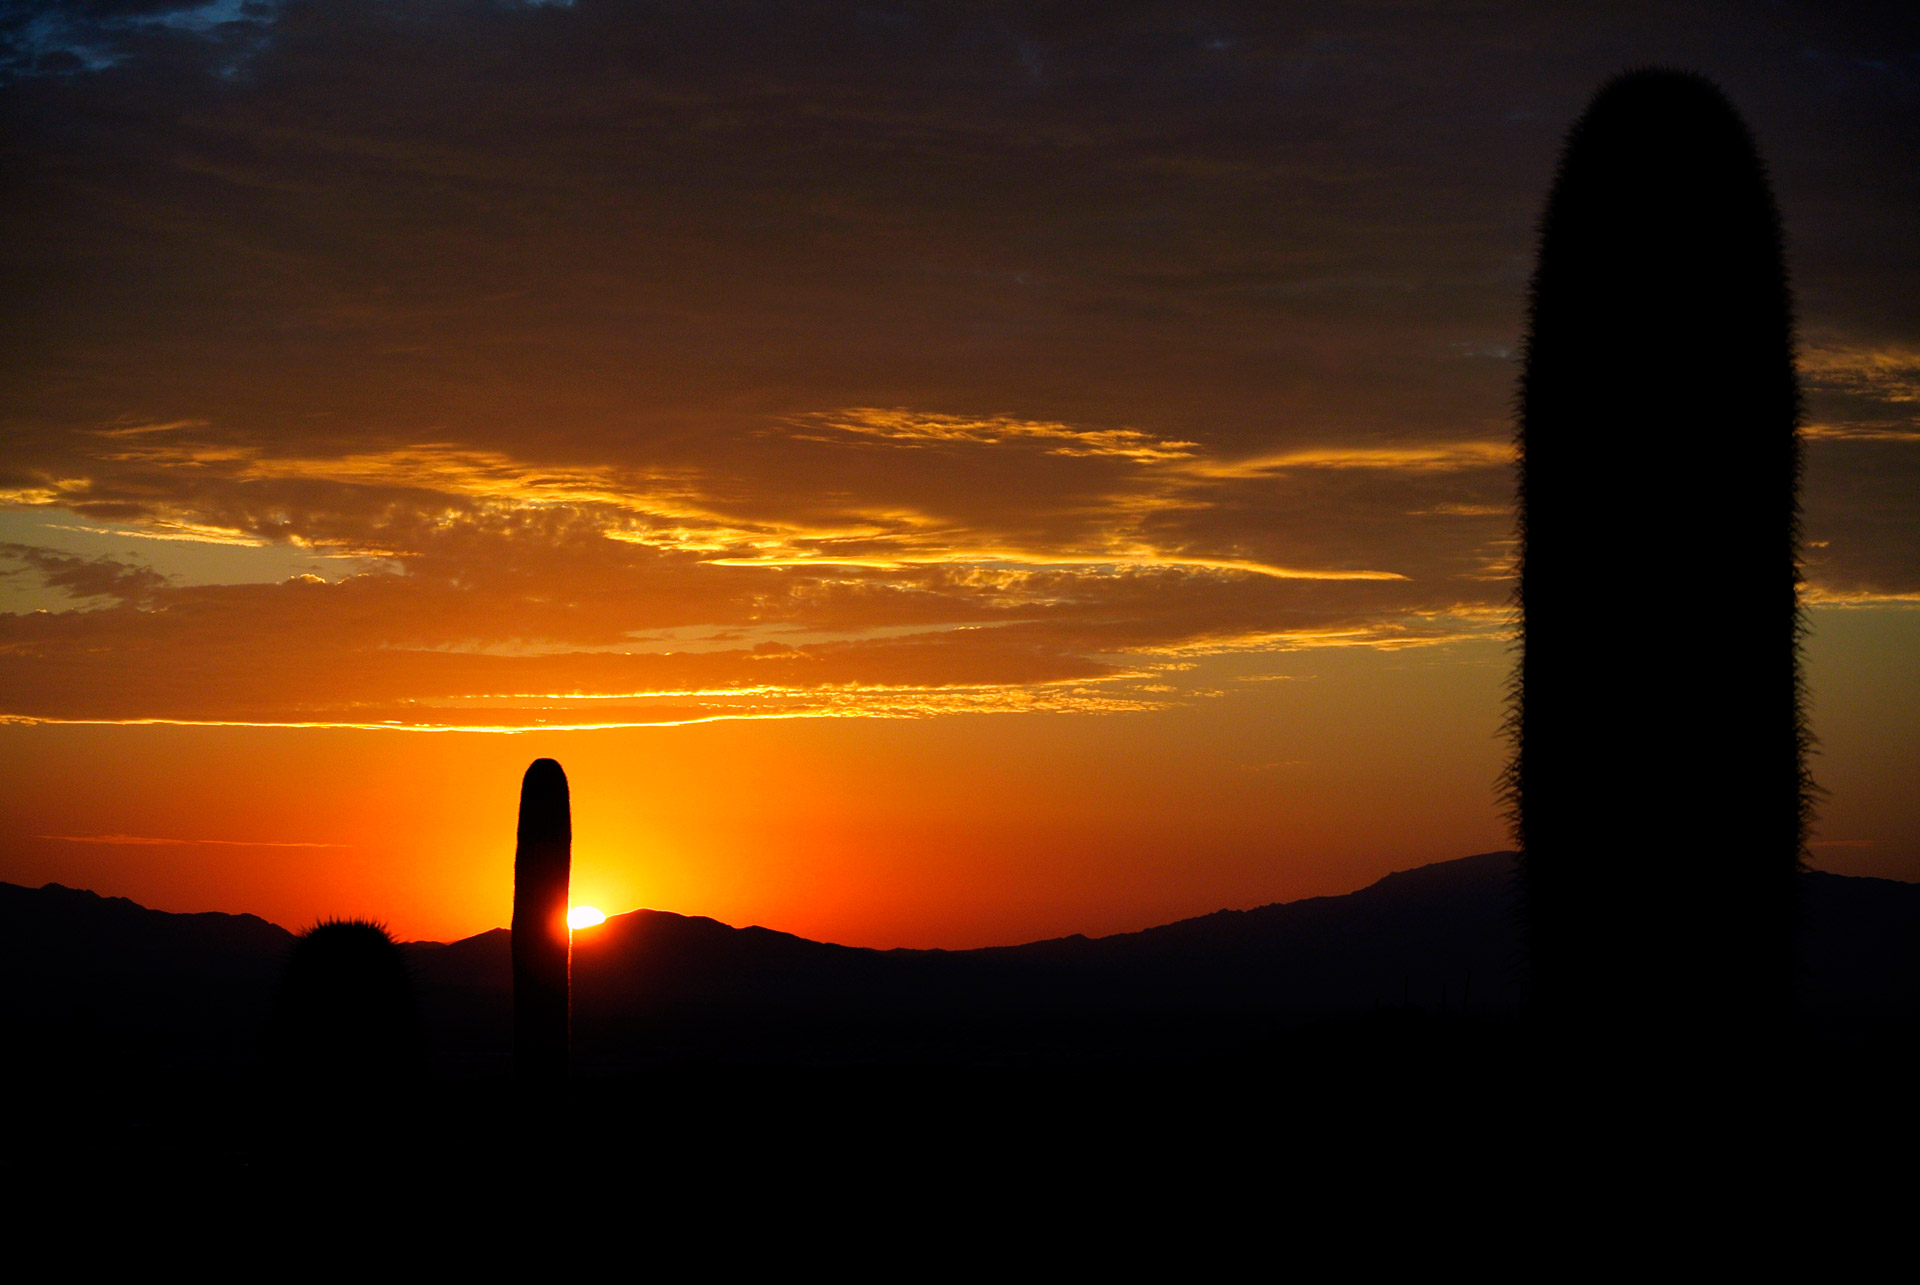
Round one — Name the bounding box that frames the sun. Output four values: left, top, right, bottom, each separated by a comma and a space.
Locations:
567, 906, 606, 931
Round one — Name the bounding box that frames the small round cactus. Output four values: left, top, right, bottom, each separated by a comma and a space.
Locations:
268, 918, 422, 1082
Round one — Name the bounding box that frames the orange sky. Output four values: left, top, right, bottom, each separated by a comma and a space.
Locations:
3, 607, 1914, 947
0, 638, 1510, 944
2, 3, 1915, 945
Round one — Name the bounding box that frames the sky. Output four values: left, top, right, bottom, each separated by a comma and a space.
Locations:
1, 0, 1915, 946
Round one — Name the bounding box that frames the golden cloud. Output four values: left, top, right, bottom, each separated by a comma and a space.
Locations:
0, 410, 1551, 727
801, 408, 1200, 463
1799, 343, 1920, 404
1177, 441, 1514, 479
1803, 422, 1920, 444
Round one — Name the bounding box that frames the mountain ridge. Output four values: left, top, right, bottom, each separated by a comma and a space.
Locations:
5, 851, 1916, 1073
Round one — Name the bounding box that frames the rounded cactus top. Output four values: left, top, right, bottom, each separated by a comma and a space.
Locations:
517, 757, 571, 848
1524, 67, 1796, 457
1537, 69, 1786, 308
269, 918, 420, 1077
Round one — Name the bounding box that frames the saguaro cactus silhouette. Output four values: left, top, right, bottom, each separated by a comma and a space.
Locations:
514, 757, 572, 1085
1512, 71, 1808, 1034
269, 918, 422, 1082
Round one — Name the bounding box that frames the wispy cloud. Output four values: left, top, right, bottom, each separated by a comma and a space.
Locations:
35, 833, 350, 848
706, 548, 1407, 581
91, 419, 212, 439
1803, 422, 1920, 444
46, 520, 268, 547
1800, 588, 1920, 607
1800, 343, 1920, 405
1178, 442, 1514, 479
802, 408, 1200, 463
0, 407, 1567, 728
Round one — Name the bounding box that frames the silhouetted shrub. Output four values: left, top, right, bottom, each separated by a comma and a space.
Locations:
514, 757, 571, 1086
1511, 70, 1808, 1036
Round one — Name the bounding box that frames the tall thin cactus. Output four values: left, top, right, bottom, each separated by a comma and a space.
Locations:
1511, 70, 1809, 1037
513, 757, 571, 1086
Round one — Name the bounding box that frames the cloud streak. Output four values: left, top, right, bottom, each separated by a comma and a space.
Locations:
0, 0, 1912, 730
802, 408, 1201, 463
34, 833, 350, 849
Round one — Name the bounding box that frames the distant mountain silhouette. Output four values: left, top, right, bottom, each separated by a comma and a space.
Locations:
401, 851, 1523, 1070
5, 853, 1918, 1077
0, 881, 293, 1071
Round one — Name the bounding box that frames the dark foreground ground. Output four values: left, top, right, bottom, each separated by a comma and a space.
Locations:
9, 1014, 1915, 1265
7, 853, 1916, 1257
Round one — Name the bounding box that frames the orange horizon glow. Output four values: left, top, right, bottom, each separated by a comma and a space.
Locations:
2, 604, 1913, 950
3, 6, 1916, 957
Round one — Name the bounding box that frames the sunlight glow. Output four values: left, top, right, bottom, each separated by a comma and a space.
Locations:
568, 905, 606, 930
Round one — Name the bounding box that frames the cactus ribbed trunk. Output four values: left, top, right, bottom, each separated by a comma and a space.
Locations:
513, 758, 571, 1086
1513, 71, 1807, 1037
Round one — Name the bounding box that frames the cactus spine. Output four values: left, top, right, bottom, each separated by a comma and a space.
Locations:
513, 757, 572, 1085
1512, 71, 1807, 1036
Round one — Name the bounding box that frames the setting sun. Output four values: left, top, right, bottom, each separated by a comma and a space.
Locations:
568, 906, 606, 931
0, 2, 1913, 961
